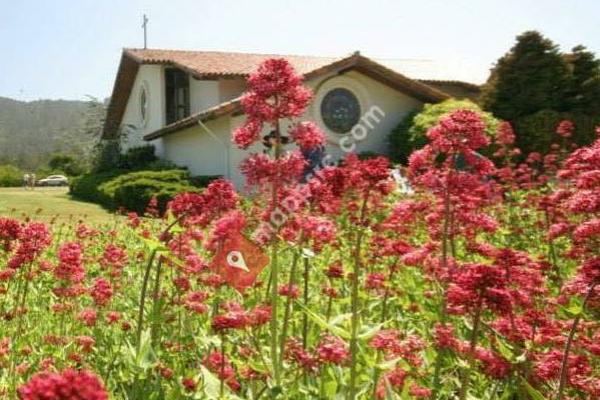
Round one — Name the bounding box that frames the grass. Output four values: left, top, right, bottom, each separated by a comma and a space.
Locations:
0, 187, 116, 225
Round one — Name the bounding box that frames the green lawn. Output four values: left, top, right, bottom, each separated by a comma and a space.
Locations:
0, 187, 116, 225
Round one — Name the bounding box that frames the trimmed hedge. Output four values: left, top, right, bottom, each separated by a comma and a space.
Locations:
70, 169, 207, 214
0, 165, 24, 187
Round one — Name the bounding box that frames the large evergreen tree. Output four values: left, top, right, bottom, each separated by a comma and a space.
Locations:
565, 45, 600, 115
482, 31, 570, 121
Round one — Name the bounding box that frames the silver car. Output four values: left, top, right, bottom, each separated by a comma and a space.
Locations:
37, 174, 69, 186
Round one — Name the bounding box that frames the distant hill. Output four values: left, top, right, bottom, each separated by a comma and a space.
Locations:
0, 96, 104, 170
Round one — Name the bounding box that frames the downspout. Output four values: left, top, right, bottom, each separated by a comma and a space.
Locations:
197, 119, 231, 180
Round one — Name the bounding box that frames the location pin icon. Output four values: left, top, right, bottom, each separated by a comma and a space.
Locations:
227, 250, 249, 272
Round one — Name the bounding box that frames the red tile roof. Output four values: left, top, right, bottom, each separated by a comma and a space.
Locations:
124, 48, 340, 78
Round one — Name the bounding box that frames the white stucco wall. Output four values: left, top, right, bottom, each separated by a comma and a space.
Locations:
219, 79, 247, 103
120, 65, 165, 156
154, 70, 425, 189
190, 80, 220, 114
161, 117, 231, 178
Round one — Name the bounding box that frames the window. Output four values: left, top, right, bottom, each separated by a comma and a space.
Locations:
165, 69, 190, 125
140, 85, 148, 125
320, 88, 361, 133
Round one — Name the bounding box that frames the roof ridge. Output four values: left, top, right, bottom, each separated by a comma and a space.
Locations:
124, 47, 343, 59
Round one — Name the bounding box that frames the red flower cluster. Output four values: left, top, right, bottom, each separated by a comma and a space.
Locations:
8, 222, 52, 269
288, 121, 326, 150
54, 242, 85, 284
18, 369, 108, 400
0, 217, 21, 251
315, 335, 350, 365
202, 351, 240, 391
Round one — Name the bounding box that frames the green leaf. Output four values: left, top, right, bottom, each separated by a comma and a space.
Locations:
295, 301, 351, 340
520, 378, 548, 400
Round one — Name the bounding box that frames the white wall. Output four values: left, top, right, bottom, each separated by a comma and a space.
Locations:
162, 117, 231, 178
157, 69, 424, 189
120, 65, 165, 156
190, 79, 220, 114
219, 79, 247, 103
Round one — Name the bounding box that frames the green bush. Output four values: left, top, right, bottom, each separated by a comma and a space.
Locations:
514, 110, 600, 156
69, 170, 124, 207
0, 165, 24, 187
389, 99, 499, 164
99, 170, 199, 214
118, 145, 157, 170
71, 168, 220, 214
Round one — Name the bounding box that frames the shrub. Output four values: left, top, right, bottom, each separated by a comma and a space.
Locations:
69, 170, 124, 207
189, 175, 222, 187
514, 110, 600, 156
118, 145, 157, 170
0, 165, 24, 187
98, 170, 199, 214
389, 99, 499, 164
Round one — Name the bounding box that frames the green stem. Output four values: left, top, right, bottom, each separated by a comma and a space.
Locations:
150, 258, 164, 344
270, 243, 280, 387
348, 195, 369, 400
301, 256, 310, 349
432, 178, 453, 395
556, 282, 596, 400
459, 292, 484, 400
279, 247, 300, 365
136, 249, 157, 351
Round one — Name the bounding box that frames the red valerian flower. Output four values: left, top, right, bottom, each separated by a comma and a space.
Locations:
0, 217, 21, 251
233, 119, 263, 149
18, 369, 108, 400
496, 121, 516, 146
284, 338, 318, 372
446, 263, 512, 315
375, 367, 408, 399
240, 151, 306, 187
90, 278, 113, 307
289, 121, 326, 150
315, 335, 349, 364
78, 308, 98, 327
427, 109, 489, 153
202, 351, 240, 391
8, 222, 52, 269
241, 58, 312, 124
556, 120, 574, 138
212, 308, 249, 332
54, 242, 85, 283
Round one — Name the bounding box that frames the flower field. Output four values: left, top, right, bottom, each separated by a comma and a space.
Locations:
1, 60, 599, 400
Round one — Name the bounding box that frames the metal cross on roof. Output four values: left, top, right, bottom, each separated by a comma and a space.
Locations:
142, 14, 149, 49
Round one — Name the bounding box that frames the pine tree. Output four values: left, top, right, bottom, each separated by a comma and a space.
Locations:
482, 31, 570, 121
565, 45, 600, 115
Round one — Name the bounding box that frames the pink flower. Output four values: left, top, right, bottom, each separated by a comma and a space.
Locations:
556, 120, 574, 138
78, 308, 98, 327
18, 369, 108, 400
0, 217, 21, 251
8, 222, 52, 269
315, 335, 349, 364
54, 242, 85, 283
233, 119, 263, 149
90, 278, 113, 307
496, 121, 515, 146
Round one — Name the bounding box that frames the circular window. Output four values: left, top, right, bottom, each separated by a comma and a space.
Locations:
140, 85, 149, 125
320, 88, 361, 133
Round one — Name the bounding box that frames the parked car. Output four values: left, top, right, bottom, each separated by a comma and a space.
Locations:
37, 175, 69, 186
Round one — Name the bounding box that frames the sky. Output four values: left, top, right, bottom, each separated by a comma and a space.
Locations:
1, 0, 599, 101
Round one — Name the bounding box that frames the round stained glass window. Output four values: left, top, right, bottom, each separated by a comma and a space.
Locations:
320, 88, 361, 133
